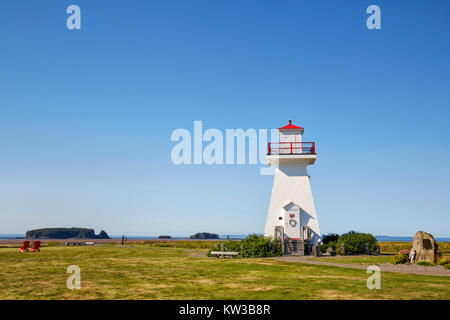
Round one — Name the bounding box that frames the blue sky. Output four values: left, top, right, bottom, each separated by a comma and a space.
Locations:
1, 0, 449, 237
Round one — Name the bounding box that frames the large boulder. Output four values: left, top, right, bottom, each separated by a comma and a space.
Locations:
411, 231, 439, 263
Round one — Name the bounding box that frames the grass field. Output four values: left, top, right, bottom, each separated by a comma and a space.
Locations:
1, 245, 449, 300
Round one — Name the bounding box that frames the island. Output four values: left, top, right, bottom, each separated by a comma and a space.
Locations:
189, 232, 219, 239
25, 228, 110, 239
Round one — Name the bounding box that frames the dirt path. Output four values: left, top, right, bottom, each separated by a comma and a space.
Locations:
273, 256, 450, 277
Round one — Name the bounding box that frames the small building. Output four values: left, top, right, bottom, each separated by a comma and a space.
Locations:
264, 121, 321, 255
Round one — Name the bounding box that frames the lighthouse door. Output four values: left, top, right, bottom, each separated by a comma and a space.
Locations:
283, 203, 304, 255
283, 204, 301, 240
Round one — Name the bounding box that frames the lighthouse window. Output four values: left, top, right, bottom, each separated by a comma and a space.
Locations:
279, 217, 282, 220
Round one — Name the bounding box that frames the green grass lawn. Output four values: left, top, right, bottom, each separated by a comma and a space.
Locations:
0, 245, 449, 300
308, 255, 394, 266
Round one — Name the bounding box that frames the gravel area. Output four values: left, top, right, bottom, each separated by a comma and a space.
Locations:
274, 255, 450, 277
378, 262, 450, 277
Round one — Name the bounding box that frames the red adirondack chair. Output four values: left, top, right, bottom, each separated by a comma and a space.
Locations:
30, 241, 41, 252
19, 241, 30, 252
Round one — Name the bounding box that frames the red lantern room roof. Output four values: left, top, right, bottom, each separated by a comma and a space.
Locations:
278, 120, 304, 131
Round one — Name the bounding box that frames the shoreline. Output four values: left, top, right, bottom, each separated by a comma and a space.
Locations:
0, 238, 229, 245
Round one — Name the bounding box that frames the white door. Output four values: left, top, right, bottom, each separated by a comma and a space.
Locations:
283, 203, 301, 240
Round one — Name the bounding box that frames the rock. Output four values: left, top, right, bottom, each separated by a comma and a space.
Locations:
375, 245, 380, 254
326, 246, 336, 256
341, 243, 346, 255
411, 231, 439, 263
96, 230, 110, 239
312, 244, 320, 257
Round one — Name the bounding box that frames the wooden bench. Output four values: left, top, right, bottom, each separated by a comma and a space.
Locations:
65, 242, 86, 246
210, 251, 239, 258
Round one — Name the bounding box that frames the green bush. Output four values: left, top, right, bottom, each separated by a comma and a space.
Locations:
320, 241, 336, 253
222, 240, 241, 252
416, 261, 435, 266
444, 263, 450, 269
322, 233, 339, 244
240, 234, 282, 258
336, 231, 378, 255
391, 254, 409, 264
321, 233, 339, 253
208, 234, 282, 258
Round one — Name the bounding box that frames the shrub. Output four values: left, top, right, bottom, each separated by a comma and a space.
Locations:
239, 234, 282, 258
444, 263, 450, 270
416, 261, 435, 266
322, 233, 339, 244
391, 254, 409, 264
222, 240, 241, 252
336, 231, 378, 255
208, 234, 282, 258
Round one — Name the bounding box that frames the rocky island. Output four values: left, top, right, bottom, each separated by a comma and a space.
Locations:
189, 232, 219, 239
26, 228, 110, 239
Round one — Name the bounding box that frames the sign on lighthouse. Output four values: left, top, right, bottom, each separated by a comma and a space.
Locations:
264, 121, 321, 255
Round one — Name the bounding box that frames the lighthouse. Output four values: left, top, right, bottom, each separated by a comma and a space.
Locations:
264, 120, 321, 255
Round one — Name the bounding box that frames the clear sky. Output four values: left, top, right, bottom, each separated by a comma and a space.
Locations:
1, 0, 449, 237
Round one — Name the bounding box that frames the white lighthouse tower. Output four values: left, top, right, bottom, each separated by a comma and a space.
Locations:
264, 120, 321, 255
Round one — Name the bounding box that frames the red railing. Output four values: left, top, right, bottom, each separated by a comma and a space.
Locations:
267, 142, 316, 155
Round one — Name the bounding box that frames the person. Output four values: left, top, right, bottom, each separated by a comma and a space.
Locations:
121, 234, 127, 246
409, 248, 416, 264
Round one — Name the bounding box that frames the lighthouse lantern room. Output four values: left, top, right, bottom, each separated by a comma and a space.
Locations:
264, 120, 321, 256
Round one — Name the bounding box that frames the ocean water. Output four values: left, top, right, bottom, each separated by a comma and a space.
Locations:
0, 234, 25, 240
109, 234, 250, 240
110, 235, 450, 241
2, 234, 449, 242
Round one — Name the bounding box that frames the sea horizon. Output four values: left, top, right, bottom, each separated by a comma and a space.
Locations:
1, 233, 449, 242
